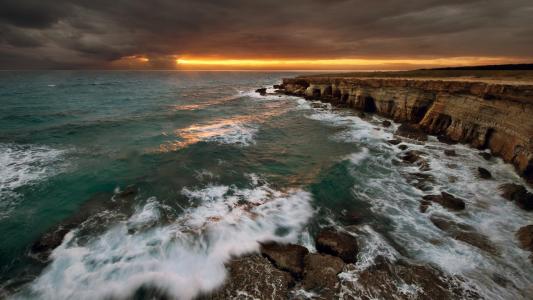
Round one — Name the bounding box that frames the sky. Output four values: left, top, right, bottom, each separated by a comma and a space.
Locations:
0, 0, 532, 70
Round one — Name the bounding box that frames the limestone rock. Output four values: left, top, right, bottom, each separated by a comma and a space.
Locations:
208, 255, 293, 300
260, 242, 308, 277
302, 253, 344, 299
315, 229, 358, 263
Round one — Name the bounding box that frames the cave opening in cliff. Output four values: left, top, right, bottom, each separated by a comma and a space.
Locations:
363, 96, 377, 112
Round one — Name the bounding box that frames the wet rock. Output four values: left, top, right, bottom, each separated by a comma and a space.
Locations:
315, 229, 359, 263
255, 88, 267, 96
340, 211, 364, 225
404, 172, 435, 192
398, 144, 408, 151
260, 242, 308, 277
478, 167, 492, 179
419, 199, 432, 213
387, 139, 401, 145
273, 84, 282, 89
343, 256, 480, 299
499, 183, 533, 211
400, 150, 425, 164
302, 253, 344, 299
423, 192, 466, 211
208, 255, 293, 300
430, 215, 498, 255
444, 149, 457, 156
479, 151, 492, 160
395, 123, 428, 141
382, 120, 392, 127
517, 225, 533, 252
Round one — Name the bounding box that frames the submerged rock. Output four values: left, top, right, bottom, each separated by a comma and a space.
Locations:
260, 242, 308, 277
423, 192, 466, 211
499, 183, 533, 211
208, 255, 293, 300
302, 253, 344, 299
444, 149, 457, 156
315, 229, 358, 263
404, 172, 435, 192
478, 167, 492, 179
430, 215, 498, 255
400, 150, 426, 164
29, 187, 138, 262
398, 144, 408, 151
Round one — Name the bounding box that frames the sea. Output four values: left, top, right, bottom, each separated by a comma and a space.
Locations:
0, 71, 532, 299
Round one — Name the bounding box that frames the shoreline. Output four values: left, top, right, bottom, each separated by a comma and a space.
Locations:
278, 75, 533, 184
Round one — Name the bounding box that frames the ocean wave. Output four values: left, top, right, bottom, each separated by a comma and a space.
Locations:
24, 175, 313, 300
0, 143, 67, 218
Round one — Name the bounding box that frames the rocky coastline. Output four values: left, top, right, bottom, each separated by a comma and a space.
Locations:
280, 76, 533, 184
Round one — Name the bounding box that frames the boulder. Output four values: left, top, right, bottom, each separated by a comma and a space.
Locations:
398, 144, 408, 151
478, 167, 492, 179
395, 123, 428, 141
255, 88, 267, 96
260, 242, 308, 277
302, 253, 344, 299
382, 120, 392, 127
422, 192, 466, 211
499, 183, 533, 211
209, 255, 293, 300
315, 229, 358, 263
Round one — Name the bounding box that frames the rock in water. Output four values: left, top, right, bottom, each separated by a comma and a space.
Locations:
395, 123, 428, 141
478, 167, 492, 179
430, 215, 498, 255
260, 242, 308, 277
479, 151, 492, 160
255, 88, 267, 96
444, 149, 457, 156
302, 253, 344, 299
315, 229, 359, 263
343, 256, 480, 299
382, 120, 392, 127
499, 183, 533, 211
422, 192, 466, 211
517, 225, 533, 251
209, 255, 293, 299
387, 139, 401, 145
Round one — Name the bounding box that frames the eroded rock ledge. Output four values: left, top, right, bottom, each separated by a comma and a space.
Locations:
281, 77, 533, 183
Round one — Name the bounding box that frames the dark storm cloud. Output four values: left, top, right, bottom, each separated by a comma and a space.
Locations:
0, 0, 532, 68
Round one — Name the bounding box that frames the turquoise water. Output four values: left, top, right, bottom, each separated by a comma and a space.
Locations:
0, 71, 532, 299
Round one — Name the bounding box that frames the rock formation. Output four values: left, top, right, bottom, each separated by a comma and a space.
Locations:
281, 77, 533, 183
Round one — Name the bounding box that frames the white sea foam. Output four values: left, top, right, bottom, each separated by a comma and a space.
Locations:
25, 176, 313, 300
0, 143, 67, 219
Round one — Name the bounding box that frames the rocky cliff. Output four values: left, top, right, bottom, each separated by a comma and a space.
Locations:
281, 77, 533, 183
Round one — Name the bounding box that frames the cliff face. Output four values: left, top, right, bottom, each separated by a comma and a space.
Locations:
282, 77, 533, 183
